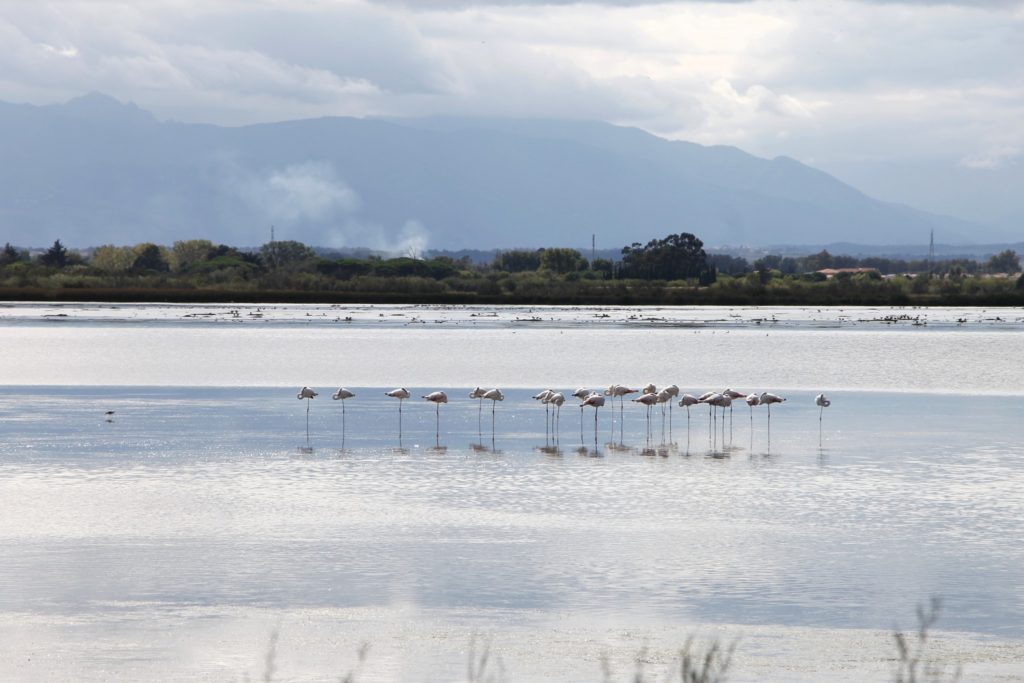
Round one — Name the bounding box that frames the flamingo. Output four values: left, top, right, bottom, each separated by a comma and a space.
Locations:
642, 383, 657, 395
482, 388, 504, 425
815, 392, 831, 445
604, 384, 637, 425
656, 387, 673, 407
573, 387, 593, 432
533, 388, 556, 430
661, 384, 679, 428
759, 392, 786, 424
722, 389, 744, 426
717, 394, 732, 442
815, 393, 831, 421
581, 392, 606, 437
698, 391, 722, 414
469, 386, 486, 423
696, 391, 716, 420
332, 387, 354, 429
423, 390, 448, 437
386, 387, 410, 432
546, 391, 565, 431
745, 392, 760, 426
297, 386, 318, 441
633, 392, 659, 434
604, 384, 637, 399
678, 393, 699, 416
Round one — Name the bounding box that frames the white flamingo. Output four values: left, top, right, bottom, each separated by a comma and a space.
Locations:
533, 388, 556, 430
573, 387, 593, 431
482, 388, 504, 424
605, 384, 637, 425
642, 383, 657, 395
678, 393, 699, 414
332, 387, 355, 401
469, 386, 487, 423
386, 387, 410, 431
663, 384, 679, 426
759, 391, 786, 425
604, 384, 637, 399
581, 392, 606, 437
745, 392, 760, 426
696, 391, 716, 419
297, 386, 317, 440
332, 387, 354, 429
423, 390, 448, 436
546, 391, 565, 430
633, 392, 659, 433
698, 390, 721, 408
656, 388, 673, 431
722, 389, 745, 426
815, 393, 831, 421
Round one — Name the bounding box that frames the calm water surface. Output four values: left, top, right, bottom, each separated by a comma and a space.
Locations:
1, 304, 1022, 681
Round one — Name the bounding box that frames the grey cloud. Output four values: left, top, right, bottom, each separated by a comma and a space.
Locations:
168, 7, 456, 96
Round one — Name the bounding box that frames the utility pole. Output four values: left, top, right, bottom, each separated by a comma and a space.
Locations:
928, 229, 935, 271
591, 234, 595, 268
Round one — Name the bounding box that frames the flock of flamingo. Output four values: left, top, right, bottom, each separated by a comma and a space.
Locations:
295, 384, 832, 445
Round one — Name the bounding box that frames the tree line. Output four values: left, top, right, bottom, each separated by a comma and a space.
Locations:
2, 233, 1023, 305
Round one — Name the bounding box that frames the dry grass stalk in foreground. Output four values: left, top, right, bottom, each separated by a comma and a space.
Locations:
601, 637, 736, 683
892, 598, 962, 683
245, 600, 971, 682
468, 635, 507, 683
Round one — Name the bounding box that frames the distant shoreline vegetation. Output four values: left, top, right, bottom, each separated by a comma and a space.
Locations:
2, 233, 1023, 306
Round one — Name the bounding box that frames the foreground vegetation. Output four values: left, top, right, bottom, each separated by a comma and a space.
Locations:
250, 600, 962, 682
3, 233, 1023, 306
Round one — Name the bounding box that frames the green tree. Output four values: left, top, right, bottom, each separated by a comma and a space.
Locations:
169, 239, 215, 272
132, 243, 169, 273
39, 239, 68, 267
708, 253, 750, 276
590, 257, 614, 279
539, 248, 587, 274
1, 242, 25, 265
493, 249, 542, 273
260, 240, 315, 271
986, 249, 1021, 274
620, 232, 710, 281
90, 245, 137, 272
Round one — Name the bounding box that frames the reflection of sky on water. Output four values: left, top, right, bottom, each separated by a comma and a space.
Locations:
1, 385, 1022, 641
2, 306, 1023, 679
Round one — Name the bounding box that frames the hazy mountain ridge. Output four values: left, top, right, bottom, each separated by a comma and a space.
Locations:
0, 93, 1003, 250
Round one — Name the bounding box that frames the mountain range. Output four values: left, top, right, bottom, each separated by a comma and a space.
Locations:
0, 93, 1012, 252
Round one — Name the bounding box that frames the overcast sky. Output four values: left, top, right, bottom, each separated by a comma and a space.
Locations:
2, 0, 1022, 223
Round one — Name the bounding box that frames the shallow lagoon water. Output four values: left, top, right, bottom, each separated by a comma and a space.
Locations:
1, 304, 1023, 681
